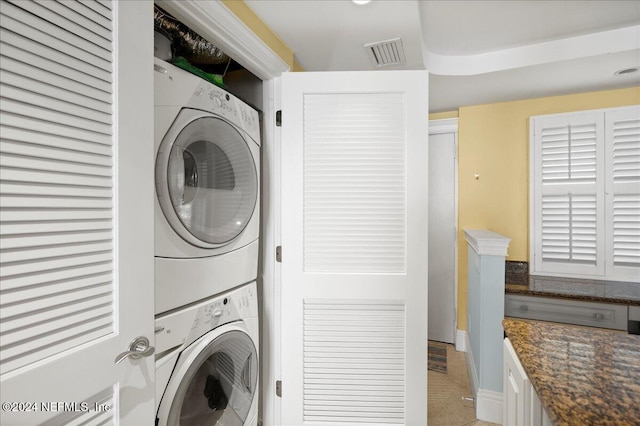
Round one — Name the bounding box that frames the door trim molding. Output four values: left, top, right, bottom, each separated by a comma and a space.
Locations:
429, 118, 459, 342
429, 118, 459, 134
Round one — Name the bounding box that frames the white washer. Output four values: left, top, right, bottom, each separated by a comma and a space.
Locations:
155, 282, 259, 426
154, 58, 261, 314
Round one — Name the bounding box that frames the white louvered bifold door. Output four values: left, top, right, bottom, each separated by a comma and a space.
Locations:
532, 112, 605, 276
0, 0, 115, 375
281, 71, 428, 426
0, 1, 154, 424
605, 106, 640, 280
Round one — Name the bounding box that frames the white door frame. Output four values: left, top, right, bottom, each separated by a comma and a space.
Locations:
155, 2, 288, 425
428, 118, 460, 349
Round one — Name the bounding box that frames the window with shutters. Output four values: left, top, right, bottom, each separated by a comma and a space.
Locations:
531, 106, 640, 282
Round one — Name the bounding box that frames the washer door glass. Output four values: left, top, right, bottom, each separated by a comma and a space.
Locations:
164, 115, 257, 246
168, 330, 258, 426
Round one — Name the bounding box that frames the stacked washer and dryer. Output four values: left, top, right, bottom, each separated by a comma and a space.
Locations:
153, 57, 260, 426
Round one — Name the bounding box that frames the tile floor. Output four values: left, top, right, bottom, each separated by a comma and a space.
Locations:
428, 343, 500, 426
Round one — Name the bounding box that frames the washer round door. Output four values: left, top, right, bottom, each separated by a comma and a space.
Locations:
160, 329, 258, 426
156, 108, 258, 248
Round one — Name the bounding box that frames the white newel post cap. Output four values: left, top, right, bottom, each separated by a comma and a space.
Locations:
464, 229, 511, 257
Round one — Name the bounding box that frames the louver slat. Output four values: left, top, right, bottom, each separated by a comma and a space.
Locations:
1, 70, 112, 115
0, 126, 112, 155
2, 1, 112, 65
1, 113, 113, 146
1, 98, 112, 134
0, 0, 114, 375
303, 300, 405, 424
610, 112, 640, 270
0, 271, 111, 304
540, 123, 597, 184
303, 93, 406, 273
1, 84, 112, 125
541, 194, 597, 264
0, 40, 113, 95
70, 0, 114, 21
26, 0, 112, 49
1, 139, 112, 166
50, 388, 115, 425
613, 194, 640, 265
2, 290, 112, 331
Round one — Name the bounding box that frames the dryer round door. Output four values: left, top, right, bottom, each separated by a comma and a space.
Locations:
156, 108, 258, 248
159, 328, 258, 426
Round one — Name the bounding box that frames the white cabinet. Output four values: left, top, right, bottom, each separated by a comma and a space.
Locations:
503, 338, 553, 426
503, 338, 531, 426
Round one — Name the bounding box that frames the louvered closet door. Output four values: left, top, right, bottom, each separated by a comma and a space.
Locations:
0, 1, 154, 424
532, 112, 605, 276
281, 71, 428, 426
606, 106, 640, 280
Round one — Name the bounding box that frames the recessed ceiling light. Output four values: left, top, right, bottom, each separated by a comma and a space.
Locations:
353, 0, 371, 5
614, 67, 639, 76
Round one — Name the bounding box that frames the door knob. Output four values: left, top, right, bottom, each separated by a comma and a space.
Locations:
115, 336, 155, 365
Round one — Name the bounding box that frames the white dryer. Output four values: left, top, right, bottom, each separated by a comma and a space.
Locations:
155, 282, 259, 426
154, 58, 261, 314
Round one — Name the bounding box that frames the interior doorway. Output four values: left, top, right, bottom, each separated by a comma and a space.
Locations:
428, 120, 458, 344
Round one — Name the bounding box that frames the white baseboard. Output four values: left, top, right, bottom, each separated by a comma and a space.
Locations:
464, 333, 478, 398
464, 333, 503, 424
476, 389, 503, 425
455, 330, 467, 352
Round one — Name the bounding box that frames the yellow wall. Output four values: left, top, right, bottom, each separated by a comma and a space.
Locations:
456, 86, 640, 330
220, 1, 639, 332
221, 0, 302, 71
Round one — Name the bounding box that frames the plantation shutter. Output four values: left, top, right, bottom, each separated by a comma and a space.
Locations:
0, 0, 115, 374
532, 112, 605, 276
605, 106, 640, 280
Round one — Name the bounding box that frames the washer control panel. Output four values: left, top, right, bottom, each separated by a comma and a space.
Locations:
155, 281, 257, 354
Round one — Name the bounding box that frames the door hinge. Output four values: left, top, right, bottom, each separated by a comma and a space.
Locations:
276, 380, 282, 397
276, 110, 282, 127
276, 246, 282, 263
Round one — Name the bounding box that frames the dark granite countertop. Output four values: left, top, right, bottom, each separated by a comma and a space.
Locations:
503, 318, 640, 426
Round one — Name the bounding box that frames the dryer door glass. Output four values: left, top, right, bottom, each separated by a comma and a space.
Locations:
168, 330, 258, 426
166, 116, 258, 246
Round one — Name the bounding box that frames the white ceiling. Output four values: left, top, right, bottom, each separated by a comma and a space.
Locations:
244, 0, 640, 112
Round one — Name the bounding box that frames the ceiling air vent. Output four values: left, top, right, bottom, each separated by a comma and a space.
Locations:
365, 38, 406, 67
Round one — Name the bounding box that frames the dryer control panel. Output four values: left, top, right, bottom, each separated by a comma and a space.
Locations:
154, 58, 260, 146
191, 82, 261, 145
154, 281, 258, 355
